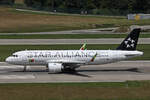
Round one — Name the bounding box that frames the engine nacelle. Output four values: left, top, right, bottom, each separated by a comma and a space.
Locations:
48, 63, 64, 73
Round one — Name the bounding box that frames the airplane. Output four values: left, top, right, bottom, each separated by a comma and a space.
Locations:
5, 28, 143, 73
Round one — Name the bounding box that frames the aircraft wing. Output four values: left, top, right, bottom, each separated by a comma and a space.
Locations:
47, 52, 97, 64
47, 60, 86, 64
46, 53, 97, 69
46, 60, 86, 69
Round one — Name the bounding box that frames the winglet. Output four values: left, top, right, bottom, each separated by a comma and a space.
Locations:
80, 43, 87, 50
91, 53, 97, 62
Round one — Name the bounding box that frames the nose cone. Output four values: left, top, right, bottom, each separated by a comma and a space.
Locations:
5, 57, 12, 64
5, 57, 9, 63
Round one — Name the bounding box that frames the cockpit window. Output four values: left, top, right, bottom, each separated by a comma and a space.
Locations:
12, 55, 18, 57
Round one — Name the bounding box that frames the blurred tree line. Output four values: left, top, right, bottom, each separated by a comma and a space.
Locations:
1, 0, 150, 15
23, 0, 150, 15
0, 0, 14, 5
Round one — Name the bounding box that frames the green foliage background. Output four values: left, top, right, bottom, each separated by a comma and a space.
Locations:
24, 0, 150, 15
1, 0, 150, 15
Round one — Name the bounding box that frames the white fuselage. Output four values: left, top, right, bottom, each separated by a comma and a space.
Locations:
6, 50, 143, 66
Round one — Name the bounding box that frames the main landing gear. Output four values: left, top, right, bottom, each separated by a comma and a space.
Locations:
23, 66, 27, 72
63, 68, 76, 73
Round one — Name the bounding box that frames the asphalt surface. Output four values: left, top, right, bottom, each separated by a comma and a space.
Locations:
0, 28, 117, 35
0, 38, 149, 45
0, 61, 150, 83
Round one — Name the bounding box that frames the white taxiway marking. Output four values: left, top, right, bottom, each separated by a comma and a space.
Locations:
0, 75, 35, 79
0, 66, 22, 69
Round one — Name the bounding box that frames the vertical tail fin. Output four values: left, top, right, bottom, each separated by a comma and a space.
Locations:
116, 28, 141, 51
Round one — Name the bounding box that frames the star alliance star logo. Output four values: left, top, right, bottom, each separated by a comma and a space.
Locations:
124, 37, 135, 48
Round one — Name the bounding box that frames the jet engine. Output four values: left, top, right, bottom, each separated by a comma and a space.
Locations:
48, 63, 64, 73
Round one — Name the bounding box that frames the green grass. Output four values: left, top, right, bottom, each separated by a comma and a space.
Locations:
0, 81, 150, 100
0, 33, 150, 39
0, 44, 149, 61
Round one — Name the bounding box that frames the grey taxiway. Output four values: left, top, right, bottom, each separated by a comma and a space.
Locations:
0, 61, 150, 83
